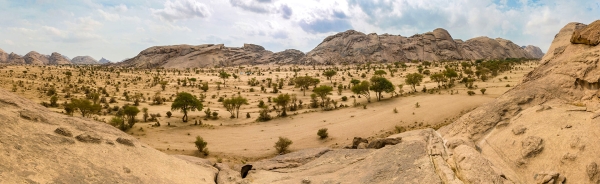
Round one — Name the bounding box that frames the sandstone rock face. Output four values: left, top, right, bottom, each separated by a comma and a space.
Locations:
244, 129, 499, 184
571, 20, 600, 46
48, 52, 71, 65
71, 56, 99, 65
0, 89, 218, 183
7, 52, 25, 64
117, 28, 543, 68
23, 51, 49, 65
438, 20, 600, 184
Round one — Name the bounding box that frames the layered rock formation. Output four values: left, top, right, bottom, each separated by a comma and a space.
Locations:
118, 28, 543, 68
71, 56, 99, 65
0, 89, 218, 183
23, 51, 49, 65
48, 52, 71, 65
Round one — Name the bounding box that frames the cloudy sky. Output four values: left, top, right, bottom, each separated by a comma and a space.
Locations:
0, 0, 598, 62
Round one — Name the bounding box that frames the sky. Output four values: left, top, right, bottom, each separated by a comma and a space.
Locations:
0, 0, 598, 62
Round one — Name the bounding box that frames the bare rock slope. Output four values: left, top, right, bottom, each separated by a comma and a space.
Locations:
0, 89, 218, 183
23, 51, 49, 65
304, 29, 541, 64
71, 56, 99, 65
118, 28, 542, 68
48, 52, 71, 65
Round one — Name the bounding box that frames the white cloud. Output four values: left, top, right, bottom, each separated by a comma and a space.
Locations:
111, 4, 128, 12
152, 0, 211, 22
98, 9, 120, 21
4, 40, 14, 45
42, 26, 64, 37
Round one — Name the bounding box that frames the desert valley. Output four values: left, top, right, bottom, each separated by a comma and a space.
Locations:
1, 1, 600, 183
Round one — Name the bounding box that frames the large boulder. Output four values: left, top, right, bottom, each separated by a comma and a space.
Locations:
571, 20, 600, 46
23, 51, 49, 65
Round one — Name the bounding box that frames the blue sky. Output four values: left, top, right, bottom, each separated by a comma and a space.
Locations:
0, 0, 598, 62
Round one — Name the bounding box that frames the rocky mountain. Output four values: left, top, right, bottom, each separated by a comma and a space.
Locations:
48, 52, 71, 65
7, 52, 25, 64
304, 29, 541, 64
98, 57, 111, 64
118, 28, 543, 68
0, 89, 217, 183
524, 45, 545, 58
23, 51, 49, 65
117, 44, 278, 68
71, 56, 99, 65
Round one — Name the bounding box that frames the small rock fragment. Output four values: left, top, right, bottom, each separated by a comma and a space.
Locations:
512, 125, 527, 135
75, 132, 102, 144
54, 127, 73, 137
521, 136, 544, 158
366, 137, 402, 149
116, 137, 135, 147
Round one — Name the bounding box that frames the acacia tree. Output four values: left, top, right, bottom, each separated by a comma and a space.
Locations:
223, 95, 249, 118
71, 98, 101, 118
294, 76, 320, 96
313, 85, 333, 108
405, 73, 424, 92
430, 73, 445, 87
351, 81, 371, 102
219, 71, 231, 85
370, 76, 395, 101
123, 106, 140, 128
273, 93, 291, 116
171, 92, 203, 122
323, 70, 337, 83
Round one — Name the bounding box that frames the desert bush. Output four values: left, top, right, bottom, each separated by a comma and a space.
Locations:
341, 96, 348, 101
480, 88, 486, 95
395, 126, 406, 133
467, 91, 475, 96
317, 128, 328, 139
257, 107, 272, 122
194, 136, 209, 156
166, 111, 172, 118
246, 112, 251, 118
274, 137, 293, 154
393, 108, 398, 113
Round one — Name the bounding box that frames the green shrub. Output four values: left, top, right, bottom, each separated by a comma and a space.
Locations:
467, 91, 475, 96
274, 137, 293, 154
480, 88, 486, 95
341, 96, 348, 101
195, 136, 209, 156
317, 128, 328, 139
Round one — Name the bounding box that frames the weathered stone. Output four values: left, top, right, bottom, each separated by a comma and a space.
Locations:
54, 127, 73, 137
512, 125, 527, 135
522, 136, 544, 158
351, 137, 368, 149
75, 132, 102, 144
365, 137, 402, 149
116, 137, 135, 147
571, 20, 600, 46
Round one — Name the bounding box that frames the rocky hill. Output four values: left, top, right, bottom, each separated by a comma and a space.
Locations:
304, 29, 541, 64
0, 50, 73, 65
0, 89, 218, 183
48, 52, 71, 65
98, 57, 111, 64
117, 28, 543, 68
71, 56, 99, 65
23, 51, 49, 65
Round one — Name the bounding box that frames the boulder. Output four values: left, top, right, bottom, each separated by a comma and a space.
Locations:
571, 20, 600, 46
